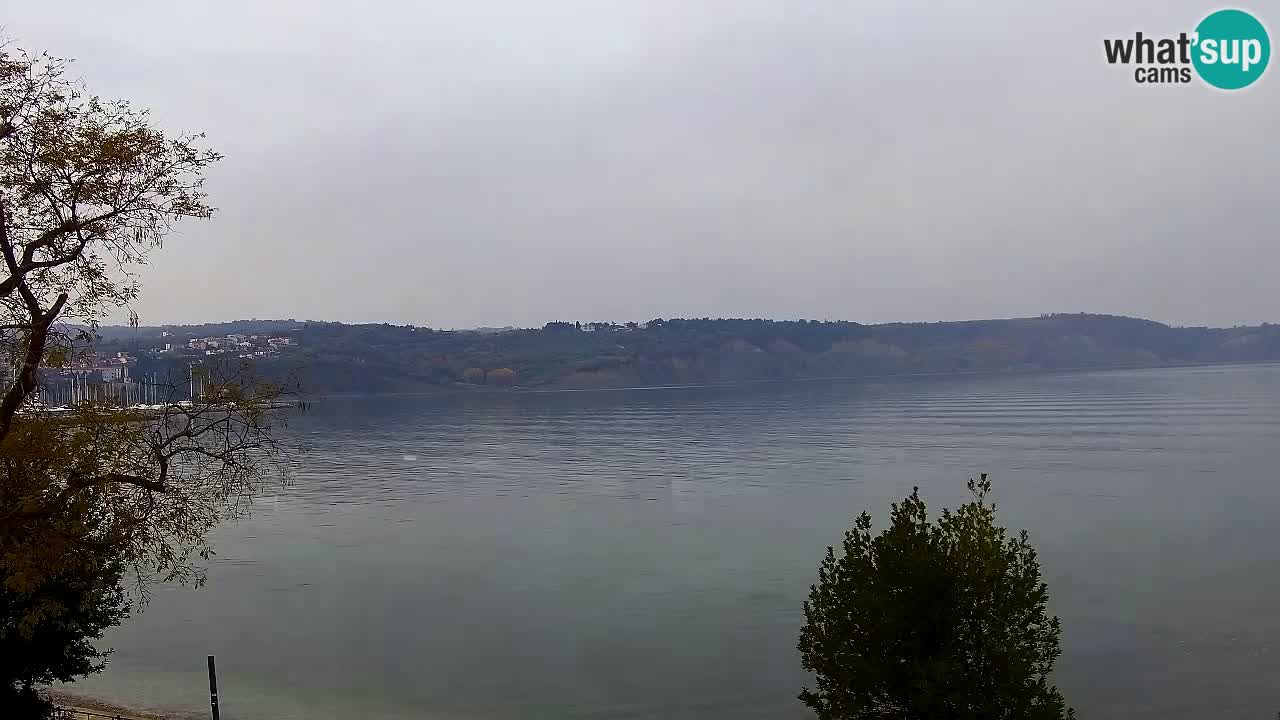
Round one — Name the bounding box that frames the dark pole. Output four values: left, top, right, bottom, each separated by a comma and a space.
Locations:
207, 655, 221, 720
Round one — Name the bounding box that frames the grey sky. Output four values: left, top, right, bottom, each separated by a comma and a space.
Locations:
7, 1, 1277, 328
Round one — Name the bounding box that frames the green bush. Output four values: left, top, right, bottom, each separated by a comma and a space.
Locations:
798, 474, 1073, 720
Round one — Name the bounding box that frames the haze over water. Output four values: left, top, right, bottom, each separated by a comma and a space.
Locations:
66, 364, 1280, 719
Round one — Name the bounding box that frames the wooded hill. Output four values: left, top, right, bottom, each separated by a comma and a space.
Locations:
94, 314, 1280, 394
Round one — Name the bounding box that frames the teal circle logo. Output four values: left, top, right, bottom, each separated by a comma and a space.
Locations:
1192, 9, 1270, 89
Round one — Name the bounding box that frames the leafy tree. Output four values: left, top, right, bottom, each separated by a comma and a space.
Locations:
0, 42, 288, 714
798, 475, 1073, 720
0, 454, 128, 715
463, 367, 485, 384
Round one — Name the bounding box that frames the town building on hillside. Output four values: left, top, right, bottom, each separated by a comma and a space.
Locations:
95, 365, 129, 382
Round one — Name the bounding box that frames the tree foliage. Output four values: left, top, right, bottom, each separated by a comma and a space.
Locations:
798, 475, 1073, 720
0, 453, 127, 714
0, 41, 289, 713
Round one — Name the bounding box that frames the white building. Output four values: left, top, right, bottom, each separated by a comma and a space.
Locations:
95, 365, 129, 383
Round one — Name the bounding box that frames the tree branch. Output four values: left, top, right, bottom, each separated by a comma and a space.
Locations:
0, 290, 67, 442
68, 470, 166, 494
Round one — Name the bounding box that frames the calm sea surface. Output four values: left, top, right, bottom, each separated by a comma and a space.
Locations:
63, 364, 1280, 719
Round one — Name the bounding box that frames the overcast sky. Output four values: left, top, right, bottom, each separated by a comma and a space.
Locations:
6, 1, 1276, 328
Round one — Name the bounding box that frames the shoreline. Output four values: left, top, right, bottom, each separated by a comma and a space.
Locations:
49, 691, 186, 720
304, 357, 1280, 400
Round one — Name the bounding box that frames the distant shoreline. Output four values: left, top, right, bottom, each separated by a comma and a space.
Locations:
296, 357, 1280, 401
87, 314, 1280, 397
